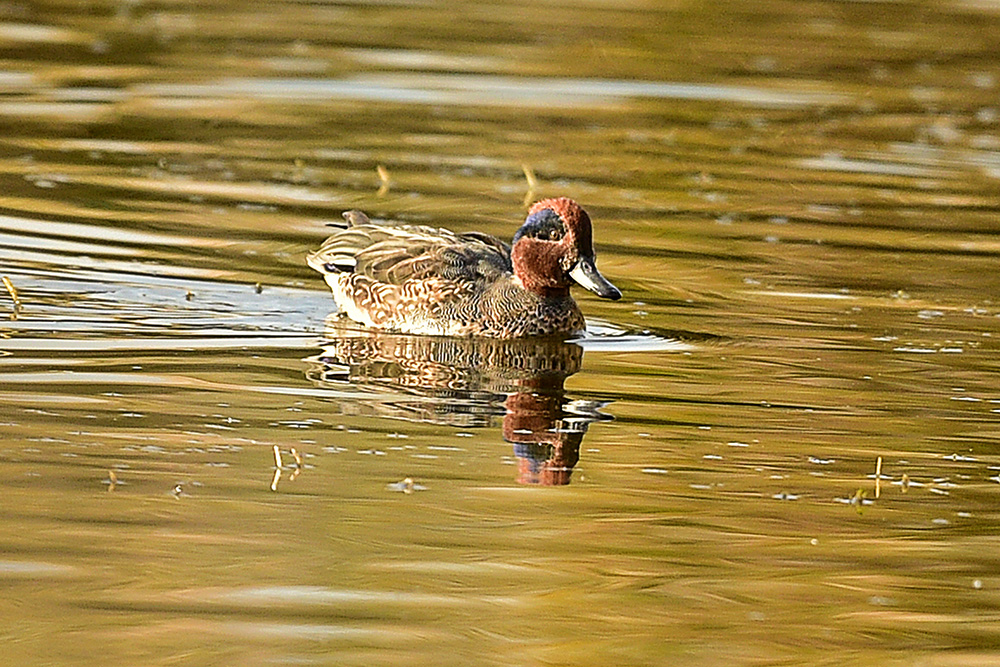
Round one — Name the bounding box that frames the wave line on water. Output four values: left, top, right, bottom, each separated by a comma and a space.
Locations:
135, 73, 849, 109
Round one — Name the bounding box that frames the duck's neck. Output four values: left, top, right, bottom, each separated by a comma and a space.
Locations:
512, 275, 571, 299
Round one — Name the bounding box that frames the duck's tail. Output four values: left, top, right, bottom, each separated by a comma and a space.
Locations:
342, 210, 371, 227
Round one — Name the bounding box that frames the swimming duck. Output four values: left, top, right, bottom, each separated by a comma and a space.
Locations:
307, 197, 621, 338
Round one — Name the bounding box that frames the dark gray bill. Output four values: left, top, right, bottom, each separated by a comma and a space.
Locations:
569, 256, 622, 300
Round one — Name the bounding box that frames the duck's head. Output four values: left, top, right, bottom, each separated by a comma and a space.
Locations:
511, 197, 622, 301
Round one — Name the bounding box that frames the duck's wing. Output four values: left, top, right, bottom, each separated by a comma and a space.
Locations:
308, 223, 512, 285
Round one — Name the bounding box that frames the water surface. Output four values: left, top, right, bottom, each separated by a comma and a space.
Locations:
4, 1, 1000, 665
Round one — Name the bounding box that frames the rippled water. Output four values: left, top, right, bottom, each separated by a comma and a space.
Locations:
4, 1, 1000, 665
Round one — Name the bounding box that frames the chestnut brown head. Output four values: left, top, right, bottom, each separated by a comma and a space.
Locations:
511, 197, 621, 300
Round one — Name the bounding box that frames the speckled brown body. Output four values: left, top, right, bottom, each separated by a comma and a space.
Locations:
307, 198, 620, 338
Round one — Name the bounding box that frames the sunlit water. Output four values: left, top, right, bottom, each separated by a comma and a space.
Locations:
4, 1, 1000, 665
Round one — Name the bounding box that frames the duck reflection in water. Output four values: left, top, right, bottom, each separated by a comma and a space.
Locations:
304, 317, 611, 485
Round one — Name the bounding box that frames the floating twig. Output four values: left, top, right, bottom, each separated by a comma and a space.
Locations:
376, 164, 390, 196
288, 447, 302, 482
271, 445, 305, 490
852, 487, 866, 515
2, 275, 21, 310
387, 477, 426, 494
521, 163, 538, 206
271, 446, 283, 491
521, 163, 538, 190
875, 456, 882, 499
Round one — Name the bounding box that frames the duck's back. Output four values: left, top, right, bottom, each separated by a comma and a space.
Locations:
308, 217, 551, 336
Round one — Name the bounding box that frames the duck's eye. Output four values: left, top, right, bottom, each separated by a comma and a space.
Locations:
531, 214, 564, 241
515, 208, 567, 244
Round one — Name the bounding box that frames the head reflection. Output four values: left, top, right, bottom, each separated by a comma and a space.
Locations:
304, 317, 610, 485
504, 391, 582, 485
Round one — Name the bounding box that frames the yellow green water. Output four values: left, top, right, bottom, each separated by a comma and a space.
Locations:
3, 1, 1000, 665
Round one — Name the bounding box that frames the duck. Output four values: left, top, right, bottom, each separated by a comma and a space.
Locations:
306, 197, 621, 338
